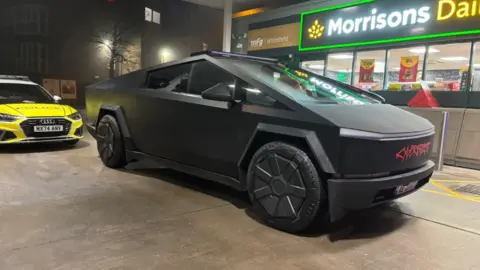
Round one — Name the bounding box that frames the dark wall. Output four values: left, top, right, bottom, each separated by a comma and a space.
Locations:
0, 0, 224, 107
142, 0, 224, 68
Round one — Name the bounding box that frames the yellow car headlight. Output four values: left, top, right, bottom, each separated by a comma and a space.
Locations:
68, 112, 82, 121
0, 113, 23, 122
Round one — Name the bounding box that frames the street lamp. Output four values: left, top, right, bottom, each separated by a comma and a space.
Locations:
159, 48, 171, 63
103, 39, 111, 47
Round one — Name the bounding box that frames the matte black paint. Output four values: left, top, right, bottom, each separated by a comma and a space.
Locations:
239, 123, 335, 174
86, 52, 435, 222
328, 161, 434, 221
339, 133, 434, 175
129, 151, 243, 190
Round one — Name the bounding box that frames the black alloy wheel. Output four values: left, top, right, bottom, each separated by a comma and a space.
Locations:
247, 142, 327, 233
96, 114, 127, 168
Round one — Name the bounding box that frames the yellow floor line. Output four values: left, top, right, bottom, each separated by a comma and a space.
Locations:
431, 179, 480, 184
429, 181, 480, 203
421, 188, 480, 203
430, 181, 466, 198
421, 189, 457, 197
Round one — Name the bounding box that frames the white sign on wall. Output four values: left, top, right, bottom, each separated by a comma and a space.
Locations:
145, 7, 152, 22
153, 11, 160, 24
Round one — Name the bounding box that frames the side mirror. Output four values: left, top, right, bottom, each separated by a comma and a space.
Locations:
53, 95, 62, 102
201, 83, 233, 102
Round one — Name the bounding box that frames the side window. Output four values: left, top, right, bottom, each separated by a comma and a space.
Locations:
237, 79, 287, 109
187, 61, 235, 95
146, 63, 192, 92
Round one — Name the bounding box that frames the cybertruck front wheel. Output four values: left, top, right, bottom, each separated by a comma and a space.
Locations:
247, 142, 327, 233
96, 114, 127, 168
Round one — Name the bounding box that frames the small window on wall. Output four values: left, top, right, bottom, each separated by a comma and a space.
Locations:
473, 42, 480, 91
386, 47, 426, 91
301, 60, 324, 76
326, 53, 353, 84
353, 50, 386, 91
426, 43, 472, 92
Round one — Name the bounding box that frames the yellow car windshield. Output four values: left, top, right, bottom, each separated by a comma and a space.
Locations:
0, 83, 54, 104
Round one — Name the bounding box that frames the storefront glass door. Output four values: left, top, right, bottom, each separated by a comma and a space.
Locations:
473, 43, 480, 92
301, 60, 324, 76
325, 53, 353, 84
353, 50, 386, 91
426, 43, 472, 92
386, 46, 426, 91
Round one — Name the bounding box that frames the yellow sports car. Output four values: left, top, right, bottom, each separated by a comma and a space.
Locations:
0, 75, 83, 145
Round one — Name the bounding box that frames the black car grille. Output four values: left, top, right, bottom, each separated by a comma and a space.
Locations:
20, 118, 72, 138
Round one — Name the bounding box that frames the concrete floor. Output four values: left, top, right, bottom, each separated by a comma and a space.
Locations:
1, 134, 479, 270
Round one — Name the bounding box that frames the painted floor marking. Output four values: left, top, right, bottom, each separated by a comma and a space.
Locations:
421, 179, 480, 203
431, 179, 480, 184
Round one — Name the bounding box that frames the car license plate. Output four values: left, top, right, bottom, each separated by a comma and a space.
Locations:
395, 181, 418, 196
33, 125, 63, 132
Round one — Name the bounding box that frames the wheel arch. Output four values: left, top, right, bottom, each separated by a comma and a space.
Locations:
97, 105, 131, 137
96, 104, 135, 153
238, 123, 335, 186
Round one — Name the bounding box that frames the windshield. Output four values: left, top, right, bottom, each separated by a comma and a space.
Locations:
226, 59, 382, 105
0, 83, 54, 104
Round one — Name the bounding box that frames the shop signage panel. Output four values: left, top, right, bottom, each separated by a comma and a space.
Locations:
359, 59, 375, 83
248, 23, 300, 51
42, 78, 60, 96
60, 80, 77, 99
300, 0, 480, 51
399, 56, 420, 82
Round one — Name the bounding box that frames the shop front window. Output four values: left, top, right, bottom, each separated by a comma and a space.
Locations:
353, 50, 386, 91
301, 60, 324, 76
426, 43, 472, 92
471, 42, 479, 91
326, 53, 353, 84
386, 46, 426, 91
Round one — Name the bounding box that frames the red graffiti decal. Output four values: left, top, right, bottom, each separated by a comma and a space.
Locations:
396, 142, 431, 161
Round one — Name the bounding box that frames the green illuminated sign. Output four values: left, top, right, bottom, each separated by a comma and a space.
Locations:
299, 0, 480, 51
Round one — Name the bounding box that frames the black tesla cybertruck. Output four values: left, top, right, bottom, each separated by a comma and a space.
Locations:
86, 51, 435, 233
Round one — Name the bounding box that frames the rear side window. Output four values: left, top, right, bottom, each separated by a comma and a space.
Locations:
146, 63, 193, 92
146, 60, 235, 96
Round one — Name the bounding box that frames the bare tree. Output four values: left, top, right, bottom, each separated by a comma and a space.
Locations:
91, 20, 141, 78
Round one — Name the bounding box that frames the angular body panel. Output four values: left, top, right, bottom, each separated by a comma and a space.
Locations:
86, 51, 435, 225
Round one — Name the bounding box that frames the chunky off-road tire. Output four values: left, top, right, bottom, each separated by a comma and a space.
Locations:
247, 142, 327, 233
96, 114, 127, 168
63, 139, 79, 146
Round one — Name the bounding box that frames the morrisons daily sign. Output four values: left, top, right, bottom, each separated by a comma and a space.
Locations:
299, 0, 480, 51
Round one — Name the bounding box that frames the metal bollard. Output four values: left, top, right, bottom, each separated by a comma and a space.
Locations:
435, 111, 449, 171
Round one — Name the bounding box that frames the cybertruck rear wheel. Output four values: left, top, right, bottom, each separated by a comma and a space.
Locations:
96, 114, 127, 168
247, 142, 327, 233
